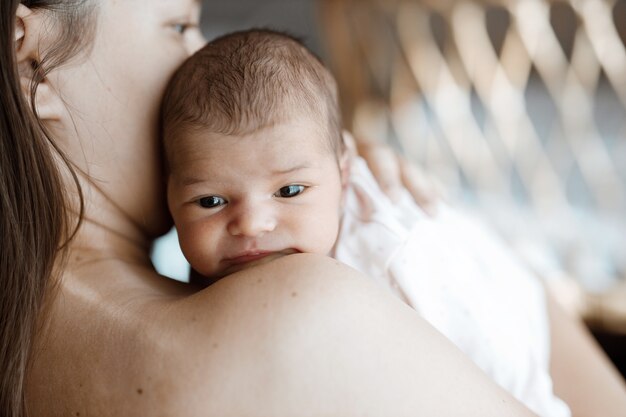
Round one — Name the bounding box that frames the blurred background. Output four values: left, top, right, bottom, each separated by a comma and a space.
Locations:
154, 0, 626, 373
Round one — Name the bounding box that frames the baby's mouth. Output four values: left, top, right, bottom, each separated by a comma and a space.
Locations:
220, 249, 299, 276
226, 251, 275, 265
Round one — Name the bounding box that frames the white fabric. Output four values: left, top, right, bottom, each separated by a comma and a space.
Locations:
333, 157, 571, 417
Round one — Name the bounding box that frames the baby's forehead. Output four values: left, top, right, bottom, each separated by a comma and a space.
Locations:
171, 116, 336, 154
166, 118, 337, 173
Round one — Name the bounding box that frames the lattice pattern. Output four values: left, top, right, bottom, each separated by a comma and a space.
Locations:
320, 0, 626, 297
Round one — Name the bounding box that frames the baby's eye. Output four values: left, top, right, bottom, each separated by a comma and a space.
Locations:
198, 196, 226, 208
274, 185, 306, 198
172, 23, 190, 34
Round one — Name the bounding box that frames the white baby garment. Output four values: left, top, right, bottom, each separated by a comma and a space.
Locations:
333, 157, 571, 417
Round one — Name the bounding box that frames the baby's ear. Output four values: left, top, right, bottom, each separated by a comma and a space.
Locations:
341, 130, 358, 158
339, 131, 353, 191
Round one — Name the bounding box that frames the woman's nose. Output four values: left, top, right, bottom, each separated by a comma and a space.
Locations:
227, 203, 277, 237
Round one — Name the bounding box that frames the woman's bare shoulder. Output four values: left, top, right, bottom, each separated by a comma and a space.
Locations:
26, 254, 367, 415
27, 253, 534, 416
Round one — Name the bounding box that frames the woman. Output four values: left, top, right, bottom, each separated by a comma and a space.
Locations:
1, 1, 624, 416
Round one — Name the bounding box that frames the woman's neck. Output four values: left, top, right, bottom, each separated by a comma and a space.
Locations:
70, 217, 153, 267
65, 183, 161, 268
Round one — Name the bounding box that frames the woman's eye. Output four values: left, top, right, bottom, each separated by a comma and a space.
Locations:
198, 196, 226, 208
275, 185, 306, 198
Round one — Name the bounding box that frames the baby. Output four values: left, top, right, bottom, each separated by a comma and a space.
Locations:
162, 29, 350, 282
161, 29, 570, 417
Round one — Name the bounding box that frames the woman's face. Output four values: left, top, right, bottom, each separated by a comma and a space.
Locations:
84, 0, 205, 128
53, 0, 205, 145
47, 0, 206, 236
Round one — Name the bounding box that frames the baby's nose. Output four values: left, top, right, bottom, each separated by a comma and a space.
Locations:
227, 203, 277, 237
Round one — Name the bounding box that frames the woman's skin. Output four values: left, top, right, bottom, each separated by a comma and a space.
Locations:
15, 0, 624, 415
30, 249, 537, 416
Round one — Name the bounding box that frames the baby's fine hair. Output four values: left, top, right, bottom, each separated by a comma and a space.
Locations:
161, 29, 343, 158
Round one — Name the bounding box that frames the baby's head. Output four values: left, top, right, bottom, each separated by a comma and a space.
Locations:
162, 29, 349, 281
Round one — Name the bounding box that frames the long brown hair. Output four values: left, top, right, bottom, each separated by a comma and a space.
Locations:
0, 1, 96, 416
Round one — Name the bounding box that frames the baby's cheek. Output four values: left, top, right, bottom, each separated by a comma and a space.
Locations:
178, 225, 219, 277
305, 208, 342, 255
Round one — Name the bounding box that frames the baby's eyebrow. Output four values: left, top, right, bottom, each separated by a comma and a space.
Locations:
175, 175, 208, 187
271, 164, 314, 175
173, 163, 316, 186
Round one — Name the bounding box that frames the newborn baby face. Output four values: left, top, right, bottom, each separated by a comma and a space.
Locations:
167, 117, 346, 281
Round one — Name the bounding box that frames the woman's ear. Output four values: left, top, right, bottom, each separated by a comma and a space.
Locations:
15, 4, 63, 122
14, 7, 25, 50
